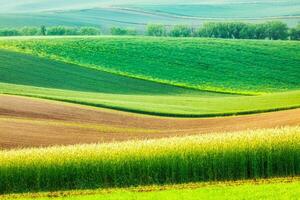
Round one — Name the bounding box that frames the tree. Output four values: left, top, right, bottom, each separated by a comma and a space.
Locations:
79, 27, 101, 35
198, 21, 289, 40
227, 22, 249, 39
111, 27, 137, 36
147, 24, 166, 36
252, 23, 268, 39
198, 22, 230, 38
125, 28, 137, 36
20, 27, 39, 36
169, 25, 194, 37
289, 24, 300, 40
0, 29, 20, 36
240, 24, 256, 39
265, 21, 288, 40
40, 25, 47, 36
111, 27, 126, 35
46, 26, 79, 35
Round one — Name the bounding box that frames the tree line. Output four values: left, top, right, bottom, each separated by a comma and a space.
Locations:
0, 21, 299, 40
0, 26, 101, 36
147, 21, 300, 40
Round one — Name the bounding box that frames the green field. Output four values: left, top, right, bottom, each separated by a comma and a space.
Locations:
0, 49, 201, 95
1, 127, 299, 194
1, 37, 299, 94
0, 37, 299, 116
2, 83, 300, 117
2, 178, 300, 200
1, 1, 299, 199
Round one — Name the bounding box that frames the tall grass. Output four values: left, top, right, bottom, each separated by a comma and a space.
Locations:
0, 127, 299, 194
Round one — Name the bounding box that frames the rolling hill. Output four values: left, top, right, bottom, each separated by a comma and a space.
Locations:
0, 36, 299, 117
0, 0, 299, 30
0, 1, 300, 198
1, 37, 299, 94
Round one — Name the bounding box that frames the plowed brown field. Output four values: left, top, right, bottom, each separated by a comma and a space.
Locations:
1, 95, 299, 149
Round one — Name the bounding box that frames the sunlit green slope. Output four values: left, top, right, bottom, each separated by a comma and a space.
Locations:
1, 37, 299, 95
0, 49, 203, 96
0, 37, 299, 117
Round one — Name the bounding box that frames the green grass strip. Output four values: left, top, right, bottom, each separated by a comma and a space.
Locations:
1, 82, 300, 117
1, 177, 299, 200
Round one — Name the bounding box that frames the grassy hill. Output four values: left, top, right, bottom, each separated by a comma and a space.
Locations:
0, 8, 194, 31
0, 36, 299, 117
0, 1, 299, 30
131, 2, 300, 18
0, 49, 202, 95
2, 0, 298, 14
1, 37, 299, 94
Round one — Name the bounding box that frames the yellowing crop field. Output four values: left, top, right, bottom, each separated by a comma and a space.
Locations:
0, 126, 299, 194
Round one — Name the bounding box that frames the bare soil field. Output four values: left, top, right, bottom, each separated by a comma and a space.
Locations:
1, 94, 299, 149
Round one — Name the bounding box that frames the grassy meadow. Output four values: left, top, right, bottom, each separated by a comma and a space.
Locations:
0, 127, 299, 194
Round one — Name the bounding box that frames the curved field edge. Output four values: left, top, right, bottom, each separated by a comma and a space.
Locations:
0, 43, 246, 96
0, 48, 213, 96
5, 93, 300, 118
2, 177, 299, 200
1, 83, 300, 117
1, 94, 300, 149
1, 126, 299, 194
1, 36, 299, 95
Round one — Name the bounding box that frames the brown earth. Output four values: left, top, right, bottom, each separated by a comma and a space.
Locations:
0, 94, 299, 149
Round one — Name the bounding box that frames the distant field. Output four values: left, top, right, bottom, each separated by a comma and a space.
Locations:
0, 1, 299, 29
2, 177, 300, 200
130, 2, 300, 18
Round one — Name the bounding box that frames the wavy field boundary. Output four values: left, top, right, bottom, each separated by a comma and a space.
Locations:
1, 94, 300, 149
1, 84, 300, 117
0, 47, 299, 117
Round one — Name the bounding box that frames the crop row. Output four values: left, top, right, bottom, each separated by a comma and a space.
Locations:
0, 126, 299, 194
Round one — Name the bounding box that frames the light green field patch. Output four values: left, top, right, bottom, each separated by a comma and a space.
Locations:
1, 178, 300, 200
1, 83, 299, 117
4, 180, 300, 200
